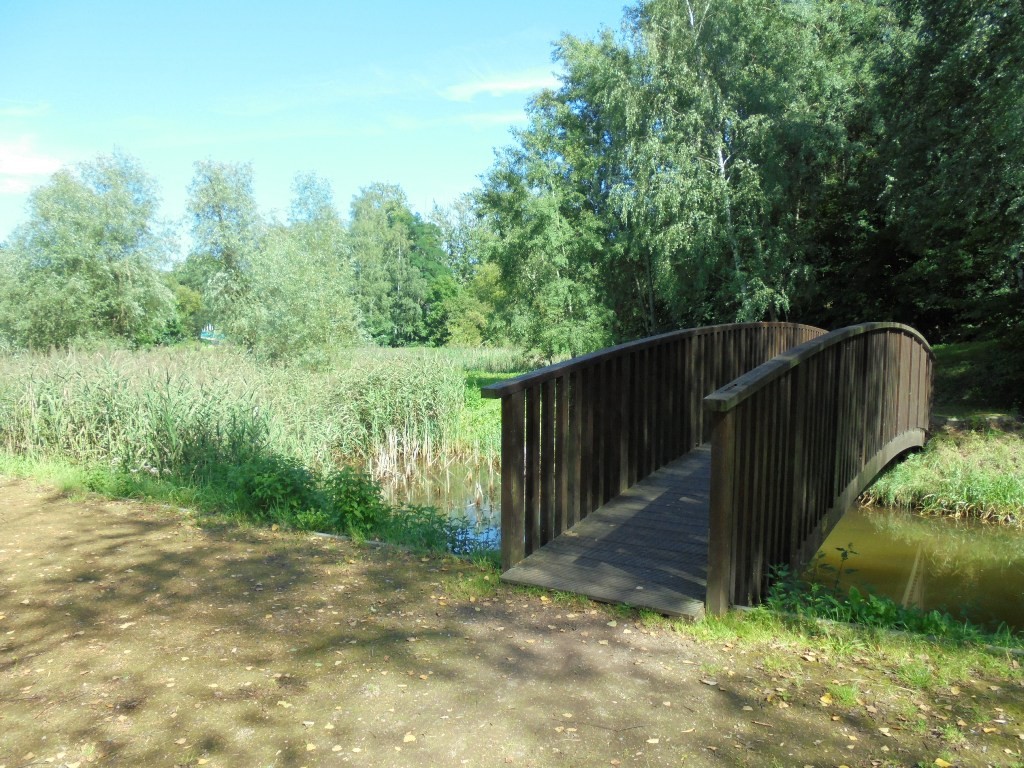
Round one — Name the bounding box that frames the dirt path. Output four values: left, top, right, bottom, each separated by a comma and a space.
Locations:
1, 478, 1022, 767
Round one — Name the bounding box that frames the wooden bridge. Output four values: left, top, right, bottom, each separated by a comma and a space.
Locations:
482, 322, 933, 617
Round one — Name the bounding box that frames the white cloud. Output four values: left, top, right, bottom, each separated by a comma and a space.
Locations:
0, 138, 63, 195
442, 70, 559, 102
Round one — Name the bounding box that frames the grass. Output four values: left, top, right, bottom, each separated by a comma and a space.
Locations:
863, 339, 1024, 523
866, 429, 1024, 523
0, 342, 530, 557
826, 682, 860, 706
0, 344, 525, 483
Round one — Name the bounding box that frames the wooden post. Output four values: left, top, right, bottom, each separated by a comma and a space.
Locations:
540, 378, 555, 545
706, 409, 737, 615
500, 392, 525, 571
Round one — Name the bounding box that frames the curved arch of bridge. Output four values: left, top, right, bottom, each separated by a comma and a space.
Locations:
486, 322, 933, 617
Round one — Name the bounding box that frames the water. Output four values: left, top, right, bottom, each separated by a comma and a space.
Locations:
379, 463, 1024, 633
377, 459, 501, 550
813, 506, 1024, 632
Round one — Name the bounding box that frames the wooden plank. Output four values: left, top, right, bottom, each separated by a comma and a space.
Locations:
501, 448, 712, 618
627, 350, 640, 486
706, 409, 736, 614
580, 366, 594, 518
567, 371, 581, 528
604, 357, 619, 503
788, 363, 808, 568
502, 560, 705, 617
555, 374, 568, 538
593, 360, 607, 506
619, 353, 630, 493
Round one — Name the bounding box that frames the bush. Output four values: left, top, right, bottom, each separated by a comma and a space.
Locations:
228, 455, 325, 525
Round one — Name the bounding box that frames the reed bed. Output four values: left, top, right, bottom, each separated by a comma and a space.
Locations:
0, 344, 515, 484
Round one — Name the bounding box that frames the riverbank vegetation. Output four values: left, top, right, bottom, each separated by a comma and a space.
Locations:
867, 430, 1024, 524
0, 345, 519, 552
859, 340, 1024, 524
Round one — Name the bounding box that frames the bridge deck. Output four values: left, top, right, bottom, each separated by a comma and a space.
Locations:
501, 446, 711, 617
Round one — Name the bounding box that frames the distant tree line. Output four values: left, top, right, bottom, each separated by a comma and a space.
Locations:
1, 0, 1019, 371
0, 156, 489, 362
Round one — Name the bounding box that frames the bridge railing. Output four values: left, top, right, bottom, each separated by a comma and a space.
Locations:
703, 322, 933, 614
484, 322, 825, 571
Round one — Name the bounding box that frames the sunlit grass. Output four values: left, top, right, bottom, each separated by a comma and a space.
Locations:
866, 430, 1024, 523
0, 344, 527, 483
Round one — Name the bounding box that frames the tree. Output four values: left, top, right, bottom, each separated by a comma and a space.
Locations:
480, 0, 872, 351
877, 0, 1023, 341
180, 160, 265, 328
0, 152, 174, 348
349, 183, 453, 346
229, 174, 363, 361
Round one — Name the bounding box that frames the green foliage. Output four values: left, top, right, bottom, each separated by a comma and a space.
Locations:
764, 553, 1014, 643
932, 341, 1024, 413
228, 454, 327, 525
479, 0, 892, 347
0, 345, 508, 482
320, 466, 390, 535
182, 160, 264, 321
223, 456, 443, 544
0, 152, 175, 349
878, 0, 1023, 341
349, 183, 455, 347
866, 430, 1024, 523
229, 215, 363, 362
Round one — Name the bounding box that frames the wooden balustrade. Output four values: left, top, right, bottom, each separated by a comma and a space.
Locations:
484, 322, 825, 571
703, 322, 933, 614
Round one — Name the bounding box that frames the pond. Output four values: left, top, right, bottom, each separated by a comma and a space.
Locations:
377, 458, 501, 551
813, 506, 1024, 633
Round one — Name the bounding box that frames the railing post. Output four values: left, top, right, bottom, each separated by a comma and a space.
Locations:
706, 408, 737, 615
500, 392, 526, 571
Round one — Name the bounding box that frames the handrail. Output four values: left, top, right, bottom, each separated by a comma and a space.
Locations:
705, 322, 934, 413
703, 322, 933, 614
486, 322, 826, 571
483, 322, 825, 398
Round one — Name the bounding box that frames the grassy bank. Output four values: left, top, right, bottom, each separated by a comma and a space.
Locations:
0, 343, 524, 553
863, 340, 1024, 524
866, 429, 1024, 524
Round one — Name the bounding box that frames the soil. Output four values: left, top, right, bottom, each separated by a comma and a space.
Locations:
1, 477, 1022, 768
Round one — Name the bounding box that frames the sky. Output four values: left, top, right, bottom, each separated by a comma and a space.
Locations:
0, 0, 629, 244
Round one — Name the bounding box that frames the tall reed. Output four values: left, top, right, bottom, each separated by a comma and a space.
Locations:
0, 344, 504, 483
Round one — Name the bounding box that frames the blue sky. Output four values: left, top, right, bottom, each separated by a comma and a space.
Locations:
0, 0, 628, 243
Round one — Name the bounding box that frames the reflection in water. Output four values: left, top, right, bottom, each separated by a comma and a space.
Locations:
814, 506, 1024, 632
376, 459, 501, 550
